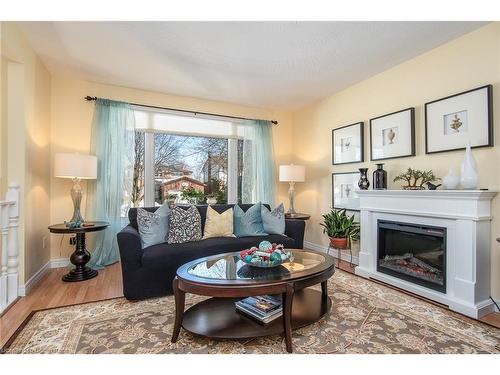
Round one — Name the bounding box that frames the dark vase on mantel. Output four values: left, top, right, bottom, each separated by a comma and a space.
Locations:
358, 168, 370, 190
373, 163, 387, 189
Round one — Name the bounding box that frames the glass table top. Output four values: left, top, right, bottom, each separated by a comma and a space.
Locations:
187, 250, 326, 281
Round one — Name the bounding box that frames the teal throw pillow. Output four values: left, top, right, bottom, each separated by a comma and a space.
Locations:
233, 203, 267, 237
261, 203, 285, 235
137, 203, 171, 249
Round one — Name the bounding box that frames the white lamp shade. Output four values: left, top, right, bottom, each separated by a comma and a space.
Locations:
54, 153, 97, 179
279, 164, 305, 182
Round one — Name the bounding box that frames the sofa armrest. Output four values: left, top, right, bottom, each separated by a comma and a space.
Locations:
117, 225, 143, 269
285, 219, 305, 249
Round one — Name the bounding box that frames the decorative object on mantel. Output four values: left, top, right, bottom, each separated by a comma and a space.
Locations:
320, 208, 360, 250
442, 168, 460, 190
393, 168, 440, 190
373, 163, 387, 189
279, 164, 305, 215
425, 182, 442, 190
332, 122, 364, 165
370, 107, 415, 161
460, 140, 479, 189
332, 172, 361, 211
54, 153, 97, 223
425, 85, 493, 154
358, 168, 370, 190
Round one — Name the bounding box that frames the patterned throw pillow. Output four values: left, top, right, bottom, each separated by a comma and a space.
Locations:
233, 202, 268, 237
261, 203, 286, 235
203, 206, 234, 239
168, 205, 202, 244
137, 203, 171, 249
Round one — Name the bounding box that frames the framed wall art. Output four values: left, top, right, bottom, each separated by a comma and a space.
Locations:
332, 172, 360, 211
370, 108, 415, 161
425, 85, 493, 154
332, 122, 364, 165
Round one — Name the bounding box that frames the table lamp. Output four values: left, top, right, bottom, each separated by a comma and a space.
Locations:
54, 153, 97, 223
279, 164, 305, 215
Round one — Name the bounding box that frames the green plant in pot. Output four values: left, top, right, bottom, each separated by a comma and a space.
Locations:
320, 208, 360, 249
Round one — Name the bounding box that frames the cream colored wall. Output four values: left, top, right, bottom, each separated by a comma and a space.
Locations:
0, 22, 51, 284
291, 23, 500, 298
50, 75, 293, 259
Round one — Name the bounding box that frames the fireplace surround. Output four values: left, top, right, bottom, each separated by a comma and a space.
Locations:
355, 189, 497, 318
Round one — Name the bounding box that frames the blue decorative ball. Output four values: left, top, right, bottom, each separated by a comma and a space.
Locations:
270, 252, 281, 263
244, 254, 253, 263
259, 241, 273, 251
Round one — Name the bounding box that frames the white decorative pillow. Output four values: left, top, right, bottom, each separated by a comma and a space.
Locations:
203, 206, 234, 239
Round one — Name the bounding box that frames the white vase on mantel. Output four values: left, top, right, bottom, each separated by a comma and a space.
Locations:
460, 141, 478, 190
442, 168, 460, 190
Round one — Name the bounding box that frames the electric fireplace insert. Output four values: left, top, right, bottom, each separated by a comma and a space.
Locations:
377, 220, 446, 293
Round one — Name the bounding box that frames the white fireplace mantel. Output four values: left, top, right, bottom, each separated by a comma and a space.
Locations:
355, 189, 497, 319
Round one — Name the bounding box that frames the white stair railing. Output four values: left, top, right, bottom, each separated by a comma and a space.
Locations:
0, 183, 20, 315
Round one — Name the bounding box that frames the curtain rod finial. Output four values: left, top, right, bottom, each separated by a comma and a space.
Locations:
85, 96, 97, 101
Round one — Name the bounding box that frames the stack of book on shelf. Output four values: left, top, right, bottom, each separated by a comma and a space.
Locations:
235, 295, 282, 324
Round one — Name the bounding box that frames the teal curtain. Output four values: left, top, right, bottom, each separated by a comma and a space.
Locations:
241, 120, 275, 205
87, 99, 135, 269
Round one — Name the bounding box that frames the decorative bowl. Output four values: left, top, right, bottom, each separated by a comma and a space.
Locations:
239, 242, 291, 268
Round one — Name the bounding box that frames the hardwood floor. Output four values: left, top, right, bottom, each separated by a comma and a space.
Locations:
1, 259, 499, 350
0, 262, 123, 348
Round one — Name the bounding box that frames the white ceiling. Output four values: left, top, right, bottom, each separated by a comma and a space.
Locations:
19, 21, 486, 110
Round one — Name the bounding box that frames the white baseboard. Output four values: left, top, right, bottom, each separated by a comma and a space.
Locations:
17, 258, 69, 296
304, 240, 359, 265
50, 258, 70, 269
18, 260, 50, 296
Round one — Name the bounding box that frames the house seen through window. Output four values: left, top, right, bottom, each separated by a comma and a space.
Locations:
129, 107, 244, 210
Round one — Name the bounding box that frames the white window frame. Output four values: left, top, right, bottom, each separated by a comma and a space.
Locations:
135, 108, 242, 207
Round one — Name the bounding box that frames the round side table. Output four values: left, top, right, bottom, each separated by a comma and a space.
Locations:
48, 221, 109, 282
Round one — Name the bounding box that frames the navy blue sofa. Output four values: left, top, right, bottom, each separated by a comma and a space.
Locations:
117, 204, 305, 300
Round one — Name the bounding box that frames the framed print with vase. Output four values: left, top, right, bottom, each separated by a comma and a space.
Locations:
332, 122, 364, 165
370, 108, 415, 161
425, 85, 493, 154
332, 172, 360, 211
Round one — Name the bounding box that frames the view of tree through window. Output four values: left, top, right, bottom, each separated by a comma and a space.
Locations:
131, 131, 241, 207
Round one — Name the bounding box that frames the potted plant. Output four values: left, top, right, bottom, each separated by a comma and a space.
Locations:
206, 193, 218, 205
393, 168, 440, 190
320, 208, 360, 249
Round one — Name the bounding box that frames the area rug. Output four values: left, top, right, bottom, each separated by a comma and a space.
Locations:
4, 270, 499, 354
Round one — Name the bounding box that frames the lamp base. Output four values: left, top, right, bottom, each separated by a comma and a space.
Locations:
287, 181, 297, 215
70, 178, 85, 223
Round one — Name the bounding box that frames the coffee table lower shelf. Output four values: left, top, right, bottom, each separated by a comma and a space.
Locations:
181, 288, 331, 340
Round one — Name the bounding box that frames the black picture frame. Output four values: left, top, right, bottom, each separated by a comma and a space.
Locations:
332, 172, 361, 212
369, 107, 415, 161
424, 85, 493, 154
332, 122, 364, 165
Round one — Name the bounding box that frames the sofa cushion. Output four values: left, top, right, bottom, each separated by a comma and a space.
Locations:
203, 206, 234, 239
261, 203, 285, 235
168, 205, 202, 244
233, 203, 267, 237
128, 204, 271, 232
137, 203, 171, 248
142, 235, 295, 270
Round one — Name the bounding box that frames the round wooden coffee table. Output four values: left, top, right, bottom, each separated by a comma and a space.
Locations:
171, 249, 335, 353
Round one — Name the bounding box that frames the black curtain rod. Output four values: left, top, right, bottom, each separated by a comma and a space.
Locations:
84, 96, 278, 125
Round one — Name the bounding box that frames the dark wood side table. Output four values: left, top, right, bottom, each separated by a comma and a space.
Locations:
48, 221, 108, 282
285, 213, 311, 220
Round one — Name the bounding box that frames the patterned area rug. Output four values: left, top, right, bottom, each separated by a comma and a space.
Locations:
5, 270, 499, 354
